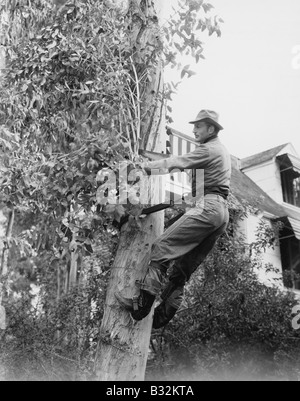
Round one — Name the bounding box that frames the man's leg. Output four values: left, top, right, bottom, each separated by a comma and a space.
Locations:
117, 198, 228, 322
153, 222, 228, 329
130, 212, 221, 321
116, 214, 199, 321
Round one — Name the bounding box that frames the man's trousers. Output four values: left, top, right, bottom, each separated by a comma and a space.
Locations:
138, 194, 230, 297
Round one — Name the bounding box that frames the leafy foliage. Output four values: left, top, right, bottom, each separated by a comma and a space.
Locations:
0, 0, 223, 236
3, 0, 296, 383
0, 0, 223, 296
1, 203, 299, 380
0, 273, 107, 381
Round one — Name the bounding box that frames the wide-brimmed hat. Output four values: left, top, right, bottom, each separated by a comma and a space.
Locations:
189, 109, 224, 131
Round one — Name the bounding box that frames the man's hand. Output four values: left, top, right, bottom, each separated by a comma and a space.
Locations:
119, 161, 150, 185
138, 162, 151, 175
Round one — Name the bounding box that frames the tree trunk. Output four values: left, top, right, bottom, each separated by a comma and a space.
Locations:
96, 0, 166, 381
97, 211, 164, 381
0, 282, 5, 330
0, 2, 7, 73
0, 207, 13, 332
69, 251, 78, 289
0, 208, 14, 276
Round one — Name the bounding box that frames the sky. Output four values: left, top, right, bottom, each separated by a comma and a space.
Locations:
162, 0, 300, 159
1, 1, 299, 160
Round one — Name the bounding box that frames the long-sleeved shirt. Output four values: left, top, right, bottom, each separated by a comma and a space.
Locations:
143, 136, 231, 200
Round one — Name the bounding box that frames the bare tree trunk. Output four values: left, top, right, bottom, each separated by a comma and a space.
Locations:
64, 264, 69, 295
0, 207, 13, 332
57, 264, 62, 302
0, 208, 14, 276
0, 282, 5, 330
0, 1, 8, 73
96, 0, 166, 381
97, 212, 164, 381
69, 251, 78, 289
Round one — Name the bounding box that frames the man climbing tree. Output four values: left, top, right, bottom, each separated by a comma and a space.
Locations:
117, 110, 231, 328
2, 0, 300, 383
95, 0, 224, 381
0, 0, 224, 381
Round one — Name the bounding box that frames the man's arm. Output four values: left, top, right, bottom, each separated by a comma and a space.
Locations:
142, 146, 210, 174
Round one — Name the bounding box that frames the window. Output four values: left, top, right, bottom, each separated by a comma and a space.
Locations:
281, 169, 300, 207
280, 226, 300, 290
277, 154, 300, 208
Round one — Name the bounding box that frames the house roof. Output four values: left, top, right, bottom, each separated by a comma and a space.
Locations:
230, 156, 287, 217
277, 153, 300, 175
241, 143, 289, 170
282, 205, 300, 221
231, 154, 300, 239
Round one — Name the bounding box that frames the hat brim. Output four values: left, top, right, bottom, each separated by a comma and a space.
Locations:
189, 118, 224, 131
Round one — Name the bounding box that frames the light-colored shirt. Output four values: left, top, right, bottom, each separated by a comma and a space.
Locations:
143, 136, 231, 199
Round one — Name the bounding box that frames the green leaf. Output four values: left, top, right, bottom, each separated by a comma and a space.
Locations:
47, 41, 57, 50
114, 205, 126, 223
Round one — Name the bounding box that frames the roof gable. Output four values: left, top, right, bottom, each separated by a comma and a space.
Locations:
231, 156, 300, 224
241, 144, 290, 170
277, 143, 299, 158
230, 157, 286, 217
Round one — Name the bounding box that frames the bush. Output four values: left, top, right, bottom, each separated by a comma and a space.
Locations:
147, 209, 300, 381
0, 270, 107, 381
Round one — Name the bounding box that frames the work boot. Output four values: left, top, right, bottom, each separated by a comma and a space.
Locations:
115, 290, 156, 321
153, 287, 184, 329
115, 262, 166, 321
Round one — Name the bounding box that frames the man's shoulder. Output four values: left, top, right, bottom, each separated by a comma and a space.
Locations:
207, 138, 230, 159
210, 137, 228, 150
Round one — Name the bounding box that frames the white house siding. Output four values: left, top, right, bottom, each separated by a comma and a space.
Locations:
243, 161, 283, 204
242, 144, 300, 205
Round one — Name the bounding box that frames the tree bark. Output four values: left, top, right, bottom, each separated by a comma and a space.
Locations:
0, 207, 13, 332
0, 208, 14, 276
0, 282, 5, 330
96, 0, 166, 381
97, 211, 164, 381
69, 251, 78, 289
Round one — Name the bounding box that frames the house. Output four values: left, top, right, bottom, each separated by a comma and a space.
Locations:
240, 143, 300, 294
165, 128, 300, 296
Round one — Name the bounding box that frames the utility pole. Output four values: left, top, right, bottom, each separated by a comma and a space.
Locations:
96, 0, 166, 381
